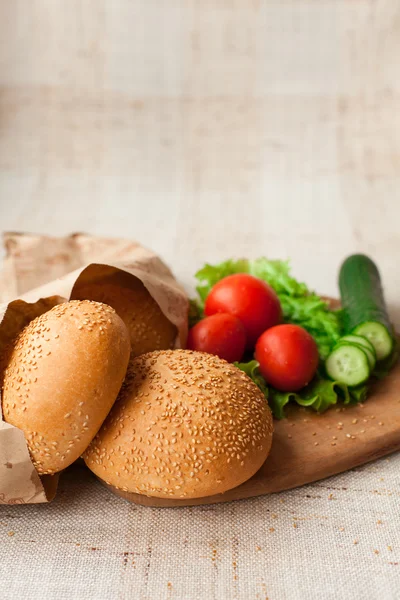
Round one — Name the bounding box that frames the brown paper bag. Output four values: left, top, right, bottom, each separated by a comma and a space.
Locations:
0, 234, 189, 504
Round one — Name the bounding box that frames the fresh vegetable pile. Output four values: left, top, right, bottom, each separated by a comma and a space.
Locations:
188, 255, 397, 419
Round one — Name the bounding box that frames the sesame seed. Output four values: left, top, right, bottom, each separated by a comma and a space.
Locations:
82, 349, 273, 496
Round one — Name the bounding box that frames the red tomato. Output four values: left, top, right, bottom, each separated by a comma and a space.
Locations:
255, 324, 319, 392
187, 313, 246, 363
205, 274, 282, 349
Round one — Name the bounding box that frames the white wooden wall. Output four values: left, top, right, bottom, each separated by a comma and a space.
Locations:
0, 0, 399, 307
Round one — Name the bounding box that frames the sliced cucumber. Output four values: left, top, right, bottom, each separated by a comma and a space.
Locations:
339, 254, 393, 361
326, 344, 370, 387
340, 336, 376, 370
341, 334, 375, 355
353, 322, 393, 362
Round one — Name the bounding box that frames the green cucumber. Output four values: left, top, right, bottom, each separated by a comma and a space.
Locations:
334, 341, 375, 371
340, 335, 376, 370
352, 322, 393, 362
339, 254, 393, 360
326, 344, 370, 386
341, 334, 375, 354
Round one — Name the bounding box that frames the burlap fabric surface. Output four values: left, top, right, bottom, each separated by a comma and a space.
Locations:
0, 234, 399, 600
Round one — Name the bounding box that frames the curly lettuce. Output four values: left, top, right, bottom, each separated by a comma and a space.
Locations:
235, 360, 367, 420
193, 258, 369, 419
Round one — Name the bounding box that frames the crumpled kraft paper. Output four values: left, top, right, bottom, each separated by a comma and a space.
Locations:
0, 233, 189, 504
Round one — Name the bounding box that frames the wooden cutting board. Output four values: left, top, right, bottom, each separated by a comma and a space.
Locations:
104, 354, 400, 507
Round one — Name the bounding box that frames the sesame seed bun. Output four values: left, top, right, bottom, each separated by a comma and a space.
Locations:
71, 270, 177, 357
84, 350, 273, 499
2, 300, 131, 475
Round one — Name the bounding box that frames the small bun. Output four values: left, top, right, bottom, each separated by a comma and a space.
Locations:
2, 300, 130, 475
71, 270, 177, 357
84, 350, 273, 499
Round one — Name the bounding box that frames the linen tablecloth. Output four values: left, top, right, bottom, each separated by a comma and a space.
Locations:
0, 232, 399, 599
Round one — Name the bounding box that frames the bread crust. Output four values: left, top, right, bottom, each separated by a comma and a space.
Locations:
84, 350, 273, 499
71, 271, 177, 357
2, 300, 131, 475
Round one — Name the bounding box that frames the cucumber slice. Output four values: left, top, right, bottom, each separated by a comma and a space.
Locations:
326, 344, 370, 386
353, 322, 393, 362
336, 341, 375, 371
340, 336, 376, 369
339, 254, 393, 361
341, 334, 375, 355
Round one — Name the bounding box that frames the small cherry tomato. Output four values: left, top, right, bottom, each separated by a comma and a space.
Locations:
204, 274, 282, 349
187, 313, 246, 363
255, 324, 319, 391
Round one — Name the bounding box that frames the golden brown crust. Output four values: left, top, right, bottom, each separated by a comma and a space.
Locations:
2, 300, 130, 475
71, 271, 177, 357
84, 350, 273, 499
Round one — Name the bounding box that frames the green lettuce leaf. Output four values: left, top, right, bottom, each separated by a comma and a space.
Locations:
248, 259, 308, 296
349, 384, 369, 403
268, 377, 356, 420
195, 259, 249, 305
234, 360, 268, 398
234, 360, 367, 420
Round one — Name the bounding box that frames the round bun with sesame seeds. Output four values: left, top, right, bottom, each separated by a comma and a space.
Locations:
71, 270, 177, 357
83, 349, 273, 499
2, 300, 131, 475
